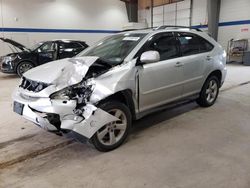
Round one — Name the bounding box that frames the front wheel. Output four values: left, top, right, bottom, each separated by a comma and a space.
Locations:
90, 101, 131, 152
17, 61, 34, 77
196, 76, 220, 107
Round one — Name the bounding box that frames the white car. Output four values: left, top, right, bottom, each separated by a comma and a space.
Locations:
13, 26, 227, 151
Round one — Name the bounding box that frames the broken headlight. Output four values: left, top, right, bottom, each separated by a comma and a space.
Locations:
50, 80, 95, 103
50, 87, 73, 100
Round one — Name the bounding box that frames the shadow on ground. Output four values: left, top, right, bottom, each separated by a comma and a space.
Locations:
0, 74, 19, 80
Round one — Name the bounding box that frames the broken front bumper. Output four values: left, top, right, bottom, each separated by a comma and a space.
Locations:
12, 89, 118, 139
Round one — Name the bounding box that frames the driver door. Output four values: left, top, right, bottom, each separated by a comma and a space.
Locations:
37, 42, 58, 65
138, 32, 184, 112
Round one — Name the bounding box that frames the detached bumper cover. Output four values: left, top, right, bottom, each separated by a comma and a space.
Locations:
12, 89, 119, 139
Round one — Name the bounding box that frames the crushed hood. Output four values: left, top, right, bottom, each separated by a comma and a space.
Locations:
0, 37, 30, 52
23, 56, 100, 88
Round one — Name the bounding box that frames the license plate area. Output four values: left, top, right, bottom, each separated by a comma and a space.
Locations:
13, 101, 24, 115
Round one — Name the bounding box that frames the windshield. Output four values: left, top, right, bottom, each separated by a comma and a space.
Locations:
79, 33, 146, 65
30, 42, 44, 51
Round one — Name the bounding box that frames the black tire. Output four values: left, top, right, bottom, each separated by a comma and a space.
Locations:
17, 61, 34, 77
196, 75, 220, 107
90, 101, 132, 152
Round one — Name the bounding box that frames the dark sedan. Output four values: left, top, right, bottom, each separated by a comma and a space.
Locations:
0, 38, 88, 76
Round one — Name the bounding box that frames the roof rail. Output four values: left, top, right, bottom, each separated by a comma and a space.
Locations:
155, 25, 203, 32
120, 27, 156, 33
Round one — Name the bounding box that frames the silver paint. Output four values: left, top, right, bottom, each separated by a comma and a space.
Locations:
12, 28, 227, 140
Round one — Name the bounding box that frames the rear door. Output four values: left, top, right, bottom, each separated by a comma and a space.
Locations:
138, 32, 184, 112
176, 32, 214, 97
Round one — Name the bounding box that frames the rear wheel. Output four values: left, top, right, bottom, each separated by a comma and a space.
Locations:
196, 76, 219, 107
17, 61, 34, 77
90, 101, 131, 152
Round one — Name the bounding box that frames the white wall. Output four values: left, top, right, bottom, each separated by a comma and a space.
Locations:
138, 0, 250, 51
191, 0, 250, 50
191, 0, 207, 26
138, 0, 192, 27
218, 0, 250, 49
0, 0, 128, 56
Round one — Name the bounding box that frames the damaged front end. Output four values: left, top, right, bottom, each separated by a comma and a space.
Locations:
12, 56, 122, 139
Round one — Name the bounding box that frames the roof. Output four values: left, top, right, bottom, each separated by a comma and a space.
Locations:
120, 25, 204, 35
51, 39, 86, 43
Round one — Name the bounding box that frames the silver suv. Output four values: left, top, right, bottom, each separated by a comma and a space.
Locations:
13, 26, 227, 151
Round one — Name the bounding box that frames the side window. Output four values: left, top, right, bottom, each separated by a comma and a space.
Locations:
38, 42, 56, 52
148, 33, 179, 61
177, 33, 214, 56
199, 38, 214, 53
178, 33, 200, 56
60, 42, 82, 50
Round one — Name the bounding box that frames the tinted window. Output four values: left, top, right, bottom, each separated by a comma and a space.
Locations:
148, 33, 179, 61
178, 33, 200, 56
177, 33, 214, 56
60, 42, 82, 49
199, 38, 214, 52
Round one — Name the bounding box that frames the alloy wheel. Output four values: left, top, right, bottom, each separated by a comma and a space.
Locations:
205, 79, 218, 103
19, 63, 33, 75
97, 109, 127, 146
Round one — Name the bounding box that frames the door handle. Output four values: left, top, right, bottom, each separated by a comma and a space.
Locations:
175, 62, 183, 67
206, 56, 212, 61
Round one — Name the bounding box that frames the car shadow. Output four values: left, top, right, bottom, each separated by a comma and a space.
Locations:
69, 100, 199, 148
7, 100, 200, 172
131, 100, 199, 136
0, 73, 19, 80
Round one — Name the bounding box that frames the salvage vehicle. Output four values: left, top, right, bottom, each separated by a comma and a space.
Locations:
12, 26, 227, 151
0, 38, 88, 76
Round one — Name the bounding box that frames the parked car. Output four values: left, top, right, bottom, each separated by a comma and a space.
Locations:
0, 38, 88, 76
12, 26, 227, 151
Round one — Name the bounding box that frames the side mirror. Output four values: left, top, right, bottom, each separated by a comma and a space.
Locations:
140, 50, 160, 64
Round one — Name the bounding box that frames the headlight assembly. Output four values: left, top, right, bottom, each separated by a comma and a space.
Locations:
4, 54, 17, 62
50, 87, 73, 100
50, 80, 95, 103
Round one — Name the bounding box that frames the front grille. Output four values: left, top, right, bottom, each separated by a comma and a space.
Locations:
20, 77, 50, 92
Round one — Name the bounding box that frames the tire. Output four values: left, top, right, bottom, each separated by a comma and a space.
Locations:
90, 101, 132, 152
196, 75, 220, 107
17, 61, 34, 77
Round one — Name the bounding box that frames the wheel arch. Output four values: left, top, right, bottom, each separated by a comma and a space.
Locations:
206, 70, 222, 87
15, 60, 35, 73
96, 89, 136, 120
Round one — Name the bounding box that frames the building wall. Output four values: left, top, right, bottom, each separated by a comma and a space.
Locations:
138, 0, 250, 50
191, 0, 207, 26
218, 0, 250, 49
138, 0, 207, 28
0, 0, 128, 56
